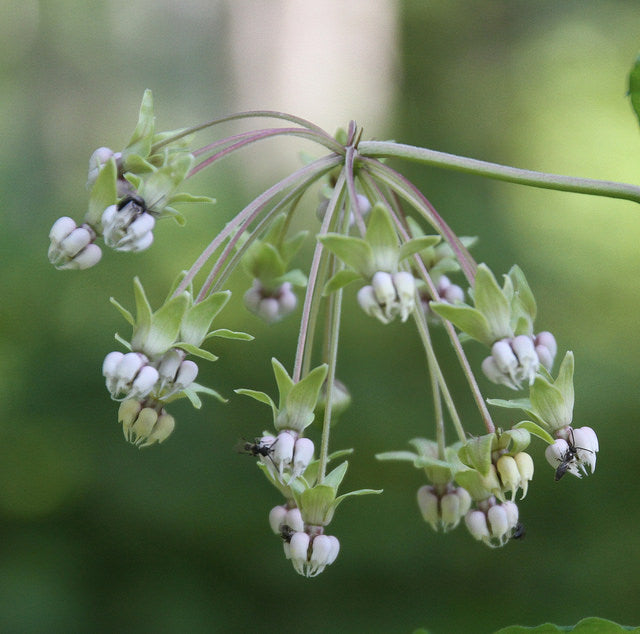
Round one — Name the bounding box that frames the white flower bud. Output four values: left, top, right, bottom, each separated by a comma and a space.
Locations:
514, 452, 534, 498
257, 297, 280, 323
357, 285, 389, 324
127, 229, 154, 252
392, 271, 416, 321
49, 216, 77, 243
496, 455, 521, 500
371, 271, 396, 313
545, 438, 570, 469
309, 535, 334, 577
70, 243, 102, 269
487, 504, 509, 538
441, 282, 464, 303
243, 283, 262, 313
285, 507, 304, 533
417, 485, 440, 531
157, 349, 183, 386
291, 437, 314, 479
269, 505, 288, 534
491, 339, 519, 376
87, 146, 117, 187
49, 218, 101, 270
289, 532, 311, 576
465, 510, 490, 541
277, 283, 297, 317
511, 335, 539, 385
481, 356, 517, 389
353, 194, 372, 217
129, 365, 160, 400
272, 431, 296, 477
535, 331, 557, 361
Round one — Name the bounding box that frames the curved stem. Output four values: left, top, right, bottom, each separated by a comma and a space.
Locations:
152, 110, 344, 155
292, 171, 347, 383
359, 141, 640, 205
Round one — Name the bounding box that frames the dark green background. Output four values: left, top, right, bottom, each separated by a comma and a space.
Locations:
1, 1, 639, 632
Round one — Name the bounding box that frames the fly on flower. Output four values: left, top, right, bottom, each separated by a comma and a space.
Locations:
237, 436, 277, 460
553, 428, 595, 481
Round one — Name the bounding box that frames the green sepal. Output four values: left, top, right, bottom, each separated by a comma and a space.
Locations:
322, 270, 362, 296
139, 154, 194, 214
168, 192, 215, 205
333, 488, 383, 512
375, 450, 419, 463
180, 291, 231, 347
629, 54, 640, 126
364, 203, 399, 272
487, 397, 546, 427
301, 449, 353, 487
430, 302, 493, 346
113, 332, 132, 350
323, 460, 348, 491
508, 265, 537, 327
130, 277, 153, 348
473, 264, 512, 341
173, 342, 218, 362
123, 89, 155, 161
274, 269, 307, 288
122, 153, 155, 175
277, 363, 328, 432
180, 382, 228, 408
243, 241, 285, 283
85, 157, 117, 227
513, 421, 555, 445
458, 433, 494, 476
398, 236, 441, 263
318, 234, 374, 278
454, 467, 500, 502
234, 389, 277, 421
529, 352, 574, 431
299, 484, 338, 526
494, 428, 531, 455
271, 358, 294, 411
110, 296, 135, 326
205, 329, 254, 342
161, 206, 187, 226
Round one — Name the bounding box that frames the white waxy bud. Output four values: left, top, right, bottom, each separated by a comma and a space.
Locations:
272, 431, 296, 476
326, 535, 340, 565
535, 344, 554, 371
285, 508, 304, 533
269, 505, 288, 534
353, 194, 372, 216
572, 426, 599, 474
545, 439, 570, 470
87, 146, 116, 187
465, 510, 490, 541
70, 243, 102, 269
357, 285, 389, 324
128, 213, 156, 239
278, 283, 297, 317
258, 298, 280, 323
535, 331, 557, 361
481, 357, 517, 389
174, 360, 198, 391
417, 485, 440, 531
440, 492, 461, 528
309, 535, 333, 576
128, 230, 154, 252
103, 351, 125, 377
49, 216, 77, 243
491, 340, 519, 376
157, 349, 183, 384
115, 352, 146, 386
101, 204, 117, 227
480, 464, 502, 498
60, 227, 93, 257
392, 271, 416, 321
289, 532, 311, 576
371, 271, 396, 313
243, 284, 262, 313
487, 504, 509, 538
511, 335, 539, 385
129, 365, 159, 399
291, 437, 314, 479
441, 283, 464, 303
502, 500, 519, 530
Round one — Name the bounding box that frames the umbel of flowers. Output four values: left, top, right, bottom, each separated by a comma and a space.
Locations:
45, 89, 625, 574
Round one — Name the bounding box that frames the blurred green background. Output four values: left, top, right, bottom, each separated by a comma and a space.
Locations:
1, 1, 639, 632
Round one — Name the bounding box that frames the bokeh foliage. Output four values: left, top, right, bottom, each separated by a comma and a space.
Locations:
1, 1, 639, 632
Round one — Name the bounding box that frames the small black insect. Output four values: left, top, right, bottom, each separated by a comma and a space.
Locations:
554, 429, 593, 482
117, 193, 162, 217
238, 438, 276, 459
512, 522, 526, 540
279, 524, 295, 543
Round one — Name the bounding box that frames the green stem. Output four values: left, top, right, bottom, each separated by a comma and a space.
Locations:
412, 308, 466, 444
359, 141, 640, 204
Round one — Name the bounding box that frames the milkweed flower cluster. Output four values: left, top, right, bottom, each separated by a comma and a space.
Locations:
48, 89, 611, 575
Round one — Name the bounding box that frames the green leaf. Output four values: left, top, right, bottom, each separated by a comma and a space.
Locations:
131, 277, 153, 347
629, 54, 640, 126
280, 230, 308, 265
205, 329, 254, 342
140, 154, 194, 212
530, 376, 572, 430
487, 397, 546, 427
271, 358, 294, 410
134, 291, 189, 357
110, 297, 135, 326
322, 270, 362, 295
508, 265, 537, 321
243, 241, 285, 283
473, 264, 512, 340
168, 192, 215, 205
365, 203, 399, 272
333, 488, 383, 509
234, 389, 277, 418
123, 89, 155, 160
554, 351, 575, 414
323, 461, 349, 490
174, 342, 218, 362
281, 363, 328, 432
458, 433, 494, 476
513, 421, 555, 444
85, 157, 117, 227
274, 269, 307, 288
430, 302, 493, 346
299, 484, 338, 525
398, 236, 441, 262
319, 234, 374, 278
180, 291, 231, 346
375, 450, 419, 463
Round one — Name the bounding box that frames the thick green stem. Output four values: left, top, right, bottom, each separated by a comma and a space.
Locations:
359, 141, 640, 204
